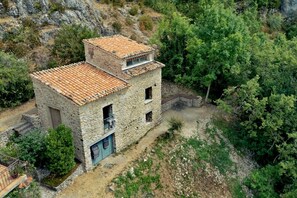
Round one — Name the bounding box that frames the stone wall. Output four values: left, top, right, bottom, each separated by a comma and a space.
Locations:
161, 94, 203, 113
0, 128, 15, 147
31, 78, 85, 164
84, 42, 126, 79
79, 68, 162, 170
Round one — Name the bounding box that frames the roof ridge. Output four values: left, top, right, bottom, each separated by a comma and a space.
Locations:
31, 61, 87, 76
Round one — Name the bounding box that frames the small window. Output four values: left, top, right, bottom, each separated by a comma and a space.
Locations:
126, 55, 148, 67
145, 87, 152, 100
146, 111, 153, 123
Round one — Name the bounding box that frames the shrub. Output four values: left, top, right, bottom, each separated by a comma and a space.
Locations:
45, 125, 75, 176
139, 14, 153, 31
126, 16, 134, 26
1, 0, 9, 11
267, 12, 283, 32
13, 130, 47, 167
52, 24, 99, 65
112, 21, 122, 32
49, 1, 65, 13
166, 117, 183, 138
0, 51, 34, 108
245, 165, 280, 198
129, 5, 139, 16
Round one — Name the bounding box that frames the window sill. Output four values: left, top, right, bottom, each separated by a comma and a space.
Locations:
145, 99, 152, 104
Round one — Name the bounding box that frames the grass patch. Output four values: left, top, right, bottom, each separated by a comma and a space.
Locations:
113, 157, 162, 198
42, 161, 80, 187
229, 179, 247, 198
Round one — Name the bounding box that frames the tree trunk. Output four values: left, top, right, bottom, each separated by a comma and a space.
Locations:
205, 83, 211, 103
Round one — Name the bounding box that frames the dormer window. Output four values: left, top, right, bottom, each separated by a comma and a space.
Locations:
126, 55, 148, 67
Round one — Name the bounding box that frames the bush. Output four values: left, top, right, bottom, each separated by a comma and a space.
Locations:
49, 2, 65, 13
0, 51, 34, 108
129, 5, 139, 16
112, 21, 122, 32
1, 0, 9, 11
267, 12, 283, 32
13, 130, 47, 167
45, 125, 75, 176
166, 117, 183, 138
245, 165, 280, 198
126, 16, 134, 25
139, 14, 153, 31
52, 24, 99, 65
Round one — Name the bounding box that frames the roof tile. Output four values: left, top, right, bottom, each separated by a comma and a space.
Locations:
84, 35, 154, 59
31, 62, 129, 106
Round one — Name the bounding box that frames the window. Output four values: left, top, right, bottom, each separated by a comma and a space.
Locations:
103, 104, 115, 132
126, 55, 148, 67
146, 111, 153, 123
145, 87, 152, 100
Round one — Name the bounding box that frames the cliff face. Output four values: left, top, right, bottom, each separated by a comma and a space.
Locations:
0, 0, 113, 42
282, 0, 297, 16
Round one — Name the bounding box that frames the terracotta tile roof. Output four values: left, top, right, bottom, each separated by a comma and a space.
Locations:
123, 61, 165, 79
84, 35, 154, 59
31, 62, 129, 106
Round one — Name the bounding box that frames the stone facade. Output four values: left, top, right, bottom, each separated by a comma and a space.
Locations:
80, 68, 161, 170
32, 79, 85, 163
32, 36, 163, 171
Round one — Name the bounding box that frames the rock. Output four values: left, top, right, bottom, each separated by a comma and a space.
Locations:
104, 163, 114, 169
129, 167, 135, 177
108, 183, 115, 192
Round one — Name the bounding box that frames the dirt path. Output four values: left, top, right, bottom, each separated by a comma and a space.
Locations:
0, 99, 36, 132
56, 105, 216, 198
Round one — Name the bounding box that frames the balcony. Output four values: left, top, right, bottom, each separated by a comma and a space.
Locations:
104, 115, 115, 133
0, 154, 27, 197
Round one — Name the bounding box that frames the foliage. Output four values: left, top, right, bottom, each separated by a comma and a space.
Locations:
3, 18, 40, 57
166, 117, 183, 138
0, 0, 9, 10
151, 12, 191, 81
267, 12, 283, 32
112, 21, 122, 32
114, 157, 162, 197
245, 165, 280, 198
13, 130, 47, 167
42, 162, 80, 187
139, 14, 153, 31
0, 51, 34, 108
6, 181, 41, 198
45, 125, 75, 176
52, 24, 99, 65
0, 144, 19, 158
129, 5, 139, 16
49, 1, 65, 13
144, 0, 177, 15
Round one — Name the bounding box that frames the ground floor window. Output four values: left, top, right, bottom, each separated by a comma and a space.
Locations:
146, 111, 153, 122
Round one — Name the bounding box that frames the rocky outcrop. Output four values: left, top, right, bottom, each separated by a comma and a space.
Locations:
282, 0, 297, 16
0, 0, 113, 41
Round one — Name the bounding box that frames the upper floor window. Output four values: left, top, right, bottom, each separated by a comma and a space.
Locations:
127, 55, 148, 67
145, 87, 152, 100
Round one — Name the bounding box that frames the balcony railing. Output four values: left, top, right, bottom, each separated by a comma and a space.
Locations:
0, 153, 23, 191
104, 115, 115, 133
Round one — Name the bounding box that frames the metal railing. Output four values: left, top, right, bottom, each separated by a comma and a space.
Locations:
0, 153, 25, 191
103, 115, 115, 133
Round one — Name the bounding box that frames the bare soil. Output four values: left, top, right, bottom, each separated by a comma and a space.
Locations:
0, 99, 36, 132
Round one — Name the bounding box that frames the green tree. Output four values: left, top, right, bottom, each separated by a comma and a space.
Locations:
0, 51, 34, 108
45, 125, 75, 176
52, 24, 99, 65
151, 12, 191, 81
13, 130, 47, 167
187, 1, 250, 102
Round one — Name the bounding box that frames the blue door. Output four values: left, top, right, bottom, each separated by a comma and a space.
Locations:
91, 134, 114, 165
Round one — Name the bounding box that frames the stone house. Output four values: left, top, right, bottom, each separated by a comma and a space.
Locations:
31, 35, 164, 171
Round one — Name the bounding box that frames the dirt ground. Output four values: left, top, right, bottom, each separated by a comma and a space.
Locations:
0, 99, 36, 132
55, 105, 220, 198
